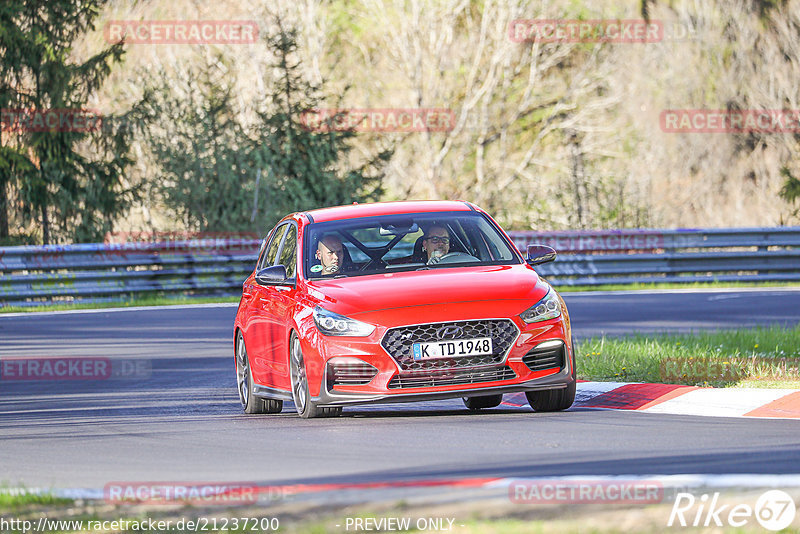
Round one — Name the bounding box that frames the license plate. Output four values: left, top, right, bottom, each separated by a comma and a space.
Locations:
412, 337, 493, 360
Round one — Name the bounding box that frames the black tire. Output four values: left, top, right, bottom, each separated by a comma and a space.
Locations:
236, 332, 283, 414
463, 394, 503, 410
525, 383, 575, 412
289, 334, 341, 419
525, 336, 577, 412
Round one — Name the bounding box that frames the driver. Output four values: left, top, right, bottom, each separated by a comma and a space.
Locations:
422, 226, 450, 264
315, 234, 344, 275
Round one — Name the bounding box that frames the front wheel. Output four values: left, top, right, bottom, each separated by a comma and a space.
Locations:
289, 334, 341, 419
236, 332, 282, 414
526, 336, 577, 412
525, 383, 576, 412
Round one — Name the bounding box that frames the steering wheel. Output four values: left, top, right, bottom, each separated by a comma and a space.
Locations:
431, 252, 480, 265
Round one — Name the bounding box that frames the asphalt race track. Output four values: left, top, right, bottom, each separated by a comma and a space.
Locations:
1, 289, 800, 490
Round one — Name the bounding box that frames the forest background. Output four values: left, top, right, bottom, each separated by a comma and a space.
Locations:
2, 0, 800, 245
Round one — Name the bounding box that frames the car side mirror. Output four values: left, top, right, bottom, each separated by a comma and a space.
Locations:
255, 265, 289, 286
526, 244, 557, 266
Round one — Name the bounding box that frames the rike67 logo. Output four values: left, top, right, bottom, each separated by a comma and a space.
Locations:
669, 490, 797, 531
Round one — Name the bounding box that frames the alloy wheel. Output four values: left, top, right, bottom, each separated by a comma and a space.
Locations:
236, 333, 250, 407
290, 336, 308, 414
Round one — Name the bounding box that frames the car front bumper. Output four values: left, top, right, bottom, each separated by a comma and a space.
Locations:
311, 360, 575, 406
281, 304, 576, 408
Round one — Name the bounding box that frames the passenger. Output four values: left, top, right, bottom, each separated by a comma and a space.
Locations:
422, 226, 451, 264
315, 234, 345, 275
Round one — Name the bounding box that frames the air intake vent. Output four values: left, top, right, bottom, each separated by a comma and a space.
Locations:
327, 360, 378, 390
387, 366, 516, 389
522, 341, 565, 372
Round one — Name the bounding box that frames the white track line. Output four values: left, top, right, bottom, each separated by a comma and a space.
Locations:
563, 287, 800, 297
0, 302, 239, 318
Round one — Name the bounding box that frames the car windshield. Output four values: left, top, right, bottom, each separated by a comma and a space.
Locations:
304, 211, 520, 279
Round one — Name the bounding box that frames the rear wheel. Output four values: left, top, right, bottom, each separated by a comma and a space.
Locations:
463, 394, 503, 410
236, 332, 282, 414
526, 336, 577, 412
289, 334, 341, 419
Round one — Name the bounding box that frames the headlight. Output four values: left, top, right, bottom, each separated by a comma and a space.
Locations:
313, 306, 376, 337
520, 289, 562, 323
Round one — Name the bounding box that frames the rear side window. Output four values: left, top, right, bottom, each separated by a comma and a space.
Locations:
259, 224, 287, 270
278, 225, 297, 279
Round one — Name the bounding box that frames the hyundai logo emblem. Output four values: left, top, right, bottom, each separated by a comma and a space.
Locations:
436, 325, 464, 340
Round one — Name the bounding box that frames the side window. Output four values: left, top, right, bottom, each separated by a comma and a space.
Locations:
258, 224, 287, 270
278, 225, 297, 279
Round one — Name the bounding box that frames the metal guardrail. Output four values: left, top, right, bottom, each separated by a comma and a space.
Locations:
507, 227, 800, 253
0, 227, 798, 306
507, 227, 800, 286
0, 240, 261, 305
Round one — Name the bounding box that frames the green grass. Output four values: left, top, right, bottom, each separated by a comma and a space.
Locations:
0, 488, 72, 508
555, 280, 800, 292
577, 325, 800, 388
0, 294, 240, 314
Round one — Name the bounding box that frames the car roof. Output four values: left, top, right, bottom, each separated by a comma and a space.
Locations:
303, 200, 474, 223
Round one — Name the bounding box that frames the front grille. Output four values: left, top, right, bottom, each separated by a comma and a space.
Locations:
387, 366, 516, 389
381, 319, 519, 371
522, 342, 565, 372
326, 361, 378, 389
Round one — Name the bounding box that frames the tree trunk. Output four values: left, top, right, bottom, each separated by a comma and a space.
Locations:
0, 180, 8, 239
569, 132, 586, 229
41, 203, 50, 245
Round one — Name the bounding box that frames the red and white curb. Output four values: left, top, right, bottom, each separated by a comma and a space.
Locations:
502, 381, 800, 419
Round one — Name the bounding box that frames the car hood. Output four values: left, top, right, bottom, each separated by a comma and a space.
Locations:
306, 264, 549, 316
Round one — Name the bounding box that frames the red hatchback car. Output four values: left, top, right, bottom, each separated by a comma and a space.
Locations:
234, 200, 575, 418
